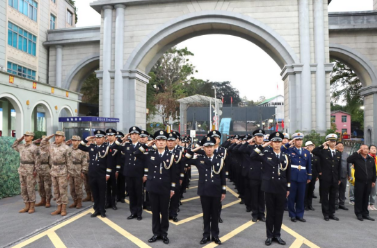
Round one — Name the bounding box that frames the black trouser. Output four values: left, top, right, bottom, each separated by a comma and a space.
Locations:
90, 174, 106, 214
320, 180, 338, 217
335, 178, 347, 207
169, 184, 180, 217
250, 179, 265, 218
149, 192, 170, 237
106, 174, 117, 207
143, 182, 151, 209
243, 177, 251, 208
305, 178, 316, 207
125, 176, 143, 216
354, 180, 372, 217
116, 172, 125, 201
200, 196, 221, 238
265, 192, 286, 238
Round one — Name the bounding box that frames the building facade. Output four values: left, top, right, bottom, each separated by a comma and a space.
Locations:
331, 110, 351, 135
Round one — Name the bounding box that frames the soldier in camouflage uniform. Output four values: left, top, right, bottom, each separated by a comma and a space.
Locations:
34, 136, 53, 208
12, 131, 39, 214
66, 135, 88, 209
42, 131, 72, 216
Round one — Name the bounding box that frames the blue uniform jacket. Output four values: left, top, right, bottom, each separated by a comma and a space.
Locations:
283, 143, 312, 182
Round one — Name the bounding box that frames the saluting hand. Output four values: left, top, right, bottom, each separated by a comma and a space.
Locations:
46, 134, 55, 140
192, 146, 203, 152
19, 135, 25, 141
147, 140, 155, 147
65, 140, 72, 145
262, 141, 271, 148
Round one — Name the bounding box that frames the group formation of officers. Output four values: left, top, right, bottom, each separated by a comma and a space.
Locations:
12, 127, 376, 246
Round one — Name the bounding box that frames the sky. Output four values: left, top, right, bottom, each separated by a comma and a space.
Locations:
76, 0, 373, 101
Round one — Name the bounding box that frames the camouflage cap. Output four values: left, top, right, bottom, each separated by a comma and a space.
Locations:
24, 131, 35, 136
55, 131, 65, 136
71, 135, 81, 141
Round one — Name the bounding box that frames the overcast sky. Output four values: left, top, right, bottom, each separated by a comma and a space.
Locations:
77, 0, 373, 101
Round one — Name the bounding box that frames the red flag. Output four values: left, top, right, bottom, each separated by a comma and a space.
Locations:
231, 97, 233, 104
276, 123, 279, 131
282, 120, 285, 129
222, 97, 224, 103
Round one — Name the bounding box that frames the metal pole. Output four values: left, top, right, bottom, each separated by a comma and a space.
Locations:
214, 87, 217, 130
209, 98, 212, 131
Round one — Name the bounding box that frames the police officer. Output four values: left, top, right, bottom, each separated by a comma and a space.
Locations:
115, 126, 144, 220
115, 131, 126, 203
282, 132, 311, 222
187, 136, 226, 245
304, 141, 319, 211
250, 132, 291, 246
79, 130, 113, 218
139, 130, 151, 211
135, 130, 178, 244
312, 134, 342, 221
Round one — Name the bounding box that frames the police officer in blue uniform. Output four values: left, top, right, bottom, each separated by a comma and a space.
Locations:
250, 132, 291, 246
78, 130, 113, 218
282, 132, 311, 222
186, 136, 226, 245
135, 130, 178, 244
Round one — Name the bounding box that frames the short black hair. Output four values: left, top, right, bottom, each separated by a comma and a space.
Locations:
336, 142, 343, 145
369, 145, 376, 150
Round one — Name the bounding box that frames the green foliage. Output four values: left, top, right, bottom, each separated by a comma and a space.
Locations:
34, 131, 47, 140
0, 137, 21, 199
68, 0, 78, 24
146, 122, 166, 134
80, 72, 99, 104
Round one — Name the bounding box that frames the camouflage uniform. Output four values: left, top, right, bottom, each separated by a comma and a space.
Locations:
69, 146, 87, 202
36, 142, 52, 202
12, 138, 39, 203
41, 137, 72, 206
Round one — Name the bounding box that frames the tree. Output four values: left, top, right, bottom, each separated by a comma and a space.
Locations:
80, 72, 99, 104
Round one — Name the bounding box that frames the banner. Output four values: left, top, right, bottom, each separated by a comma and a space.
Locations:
0, 137, 21, 199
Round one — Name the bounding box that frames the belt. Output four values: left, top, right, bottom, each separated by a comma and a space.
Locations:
53, 162, 66, 166
20, 160, 34, 164
291, 165, 306, 170
73, 162, 81, 165
41, 161, 49, 164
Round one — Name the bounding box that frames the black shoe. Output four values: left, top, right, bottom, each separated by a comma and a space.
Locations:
91, 211, 100, 218
179, 201, 182, 205
162, 236, 169, 244
212, 237, 221, 245
362, 215, 375, 221
172, 217, 178, 222
324, 216, 329, 221
265, 238, 273, 246
284, 207, 288, 211
329, 215, 339, 221
252, 216, 258, 222
169, 216, 173, 220
297, 217, 306, 222
339, 205, 348, 210
218, 217, 223, 223
137, 216, 142, 221
291, 217, 297, 222
127, 214, 136, 219
148, 235, 160, 243
274, 237, 286, 245
357, 215, 364, 221
112, 206, 118, 210
258, 216, 266, 222
312, 194, 317, 198
200, 237, 210, 244
101, 213, 106, 218
239, 199, 244, 204
246, 207, 252, 212
309, 206, 315, 211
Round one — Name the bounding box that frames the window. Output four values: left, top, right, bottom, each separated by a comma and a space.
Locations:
51, 0, 56, 3
7, 61, 36, 80
341, 115, 347, 122
50, 14, 56, 30
8, 22, 37, 56
331, 116, 335, 123
67, 10, 73, 25
8, 0, 38, 22
342, 129, 347, 134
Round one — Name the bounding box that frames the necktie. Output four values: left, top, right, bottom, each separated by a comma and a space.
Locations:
277, 154, 280, 159
160, 153, 163, 158
332, 151, 335, 157
299, 149, 302, 155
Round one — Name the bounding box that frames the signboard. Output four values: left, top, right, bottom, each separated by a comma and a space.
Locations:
190, 130, 196, 138
58, 117, 120, 123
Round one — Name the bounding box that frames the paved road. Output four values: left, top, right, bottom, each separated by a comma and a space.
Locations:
2, 167, 377, 248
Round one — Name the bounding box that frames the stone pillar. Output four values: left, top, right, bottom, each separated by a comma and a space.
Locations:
298, 0, 312, 132
114, 4, 125, 130
180, 103, 188, 135
102, 6, 113, 117
2, 100, 9, 136
55, 45, 62, 88
314, 0, 326, 134
360, 86, 377, 145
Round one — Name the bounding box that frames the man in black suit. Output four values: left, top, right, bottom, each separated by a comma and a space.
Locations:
304, 141, 319, 211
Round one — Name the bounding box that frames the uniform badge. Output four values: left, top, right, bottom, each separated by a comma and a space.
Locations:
304, 154, 307, 157
267, 157, 272, 160
292, 153, 296, 155
160, 131, 163, 134
200, 161, 205, 164
102, 150, 105, 153
151, 157, 155, 160
91, 148, 94, 151
127, 147, 130, 150
166, 160, 169, 162
207, 137, 210, 141
133, 127, 136, 130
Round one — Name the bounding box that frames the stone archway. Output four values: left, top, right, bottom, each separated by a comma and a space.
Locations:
330, 43, 377, 145
58, 106, 74, 130
30, 101, 54, 136
0, 93, 24, 137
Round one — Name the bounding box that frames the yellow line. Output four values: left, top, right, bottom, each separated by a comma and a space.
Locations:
94, 210, 151, 248
188, 186, 198, 189
289, 238, 304, 248
227, 186, 239, 198
203, 220, 256, 248
181, 196, 200, 203
191, 173, 199, 176
191, 179, 199, 181
282, 225, 320, 248
13, 209, 92, 248
47, 231, 67, 248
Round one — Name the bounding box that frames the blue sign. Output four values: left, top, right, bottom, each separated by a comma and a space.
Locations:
58, 116, 119, 123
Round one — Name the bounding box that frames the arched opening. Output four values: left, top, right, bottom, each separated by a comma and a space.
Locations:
30, 101, 53, 138
0, 94, 23, 137
58, 106, 73, 130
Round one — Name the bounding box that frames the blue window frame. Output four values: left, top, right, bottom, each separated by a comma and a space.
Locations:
7, 22, 37, 56
8, 0, 38, 22
7, 61, 36, 80
50, 14, 56, 30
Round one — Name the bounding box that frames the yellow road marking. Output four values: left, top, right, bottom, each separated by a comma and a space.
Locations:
203, 220, 256, 248
181, 196, 200, 202
47, 231, 67, 248
188, 186, 198, 189
93, 210, 151, 248
289, 238, 304, 248
13, 209, 92, 248
191, 173, 199, 176
191, 179, 199, 181
226, 186, 239, 198
282, 225, 320, 248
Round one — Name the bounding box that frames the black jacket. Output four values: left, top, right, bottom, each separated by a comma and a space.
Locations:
115, 141, 144, 178
78, 141, 113, 178
239, 143, 264, 180
310, 153, 320, 178
312, 146, 342, 183
347, 152, 376, 183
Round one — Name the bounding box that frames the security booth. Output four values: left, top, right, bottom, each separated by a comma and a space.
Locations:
59, 116, 119, 140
